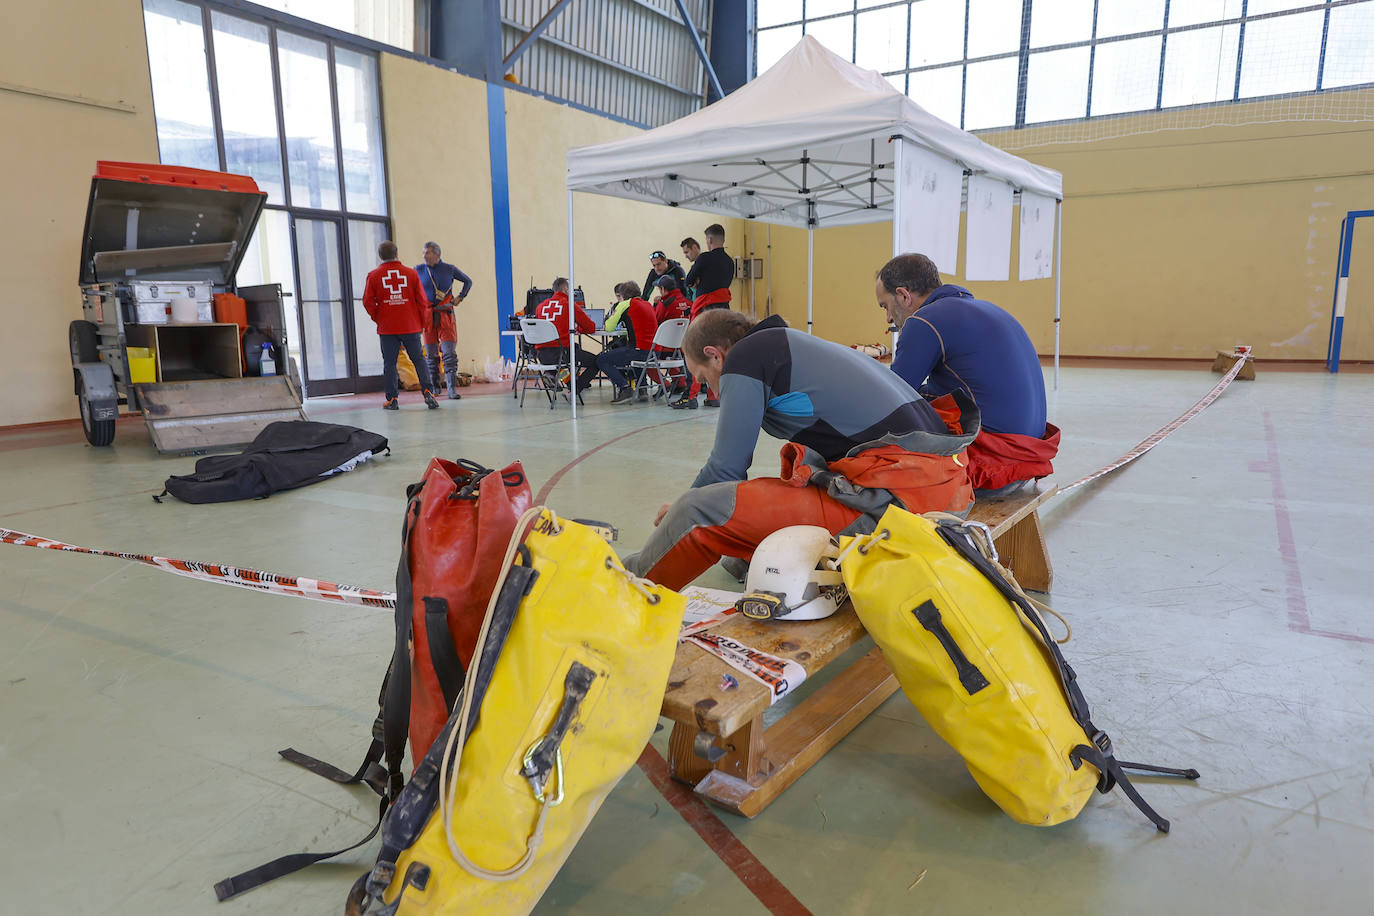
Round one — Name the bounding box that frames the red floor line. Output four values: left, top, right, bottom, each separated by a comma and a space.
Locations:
1258, 410, 1373, 645
636, 746, 811, 916
541, 426, 806, 912
534, 416, 694, 504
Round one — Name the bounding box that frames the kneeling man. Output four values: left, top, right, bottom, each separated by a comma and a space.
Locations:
877, 253, 1060, 494
623, 310, 978, 591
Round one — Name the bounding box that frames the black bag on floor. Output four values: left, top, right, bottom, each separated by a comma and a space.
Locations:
156, 421, 389, 504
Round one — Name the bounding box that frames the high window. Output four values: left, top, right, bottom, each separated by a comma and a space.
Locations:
755, 0, 1374, 133
142, 0, 392, 395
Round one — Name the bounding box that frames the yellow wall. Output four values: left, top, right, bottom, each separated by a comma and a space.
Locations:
6, 16, 1369, 430
0, 1, 160, 427
766, 95, 1374, 361
378, 55, 498, 377
502, 89, 743, 321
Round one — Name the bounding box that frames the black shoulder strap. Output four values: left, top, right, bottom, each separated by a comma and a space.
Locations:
215, 498, 424, 901
934, 521, 1199, 832
354, 553, 538, 912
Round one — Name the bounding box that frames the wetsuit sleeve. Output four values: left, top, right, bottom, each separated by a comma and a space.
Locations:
453, 266, 473, 298
691, 372, 765, 488
890, 313, 943, 393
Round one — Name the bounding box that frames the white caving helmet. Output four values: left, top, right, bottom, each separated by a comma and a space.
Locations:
734, 526, 848, 621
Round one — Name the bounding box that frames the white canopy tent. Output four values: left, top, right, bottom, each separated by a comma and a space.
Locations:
563, 36, 1064, 417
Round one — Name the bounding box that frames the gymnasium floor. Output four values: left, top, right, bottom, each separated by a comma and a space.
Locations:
2, 365, 1370, 915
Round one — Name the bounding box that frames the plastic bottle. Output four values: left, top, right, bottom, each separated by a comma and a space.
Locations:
260, 343, 276, 376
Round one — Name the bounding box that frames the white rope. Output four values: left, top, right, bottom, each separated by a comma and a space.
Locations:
438, 505, 556, 881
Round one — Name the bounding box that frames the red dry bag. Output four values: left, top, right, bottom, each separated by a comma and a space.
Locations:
401, 457, 532, 758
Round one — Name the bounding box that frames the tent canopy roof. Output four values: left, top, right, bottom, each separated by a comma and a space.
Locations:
565, 36, 1062, 230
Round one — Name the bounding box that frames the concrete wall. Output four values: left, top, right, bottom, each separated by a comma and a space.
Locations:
763, 95, 1374, 363
501, 88, 743, 324
0, 1, 160, 427
5, 14, 1368, 430
377, 54, 499, 378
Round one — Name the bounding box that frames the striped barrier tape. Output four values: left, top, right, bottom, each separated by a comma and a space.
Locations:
2, 357, 1252, 609
1058, 354, 1249, 495
0, 527, 396, 609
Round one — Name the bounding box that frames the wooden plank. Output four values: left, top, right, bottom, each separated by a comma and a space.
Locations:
661, 602, 873, 738
695, 648, 898, 817
136, 377, 305, 453
995, 510, 1054, 592
965, 480, 1057, 537
136, 377, 301, 419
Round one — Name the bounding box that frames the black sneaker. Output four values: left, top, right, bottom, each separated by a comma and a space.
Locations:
670, 394, 698, 410
704, 398, 720, 408
423, 389, 439, 410
383, 398, 399, 411
447, 388, 461, 400
636, 386, 649, 402
611, 387, 634, 404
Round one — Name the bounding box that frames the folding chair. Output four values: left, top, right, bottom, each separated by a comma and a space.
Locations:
516, 318, 576, 409
631, 318, 690, 403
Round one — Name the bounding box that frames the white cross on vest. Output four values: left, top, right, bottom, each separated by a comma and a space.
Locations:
381, 268, 406, 298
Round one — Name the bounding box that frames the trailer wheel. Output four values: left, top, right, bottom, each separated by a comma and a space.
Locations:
78, 376, 115, 447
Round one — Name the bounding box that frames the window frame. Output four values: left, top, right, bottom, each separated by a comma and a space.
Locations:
752, 0, 1374, 132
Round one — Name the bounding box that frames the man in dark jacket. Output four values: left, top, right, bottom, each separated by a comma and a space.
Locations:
877, 253, 1058, 494
416, 241, 472, 400
643, 250, 686, 307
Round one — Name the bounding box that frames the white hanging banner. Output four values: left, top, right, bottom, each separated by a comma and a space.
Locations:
964, 176, 1014, 281
895, 142, 963, 275
1018, 191, 1056, 281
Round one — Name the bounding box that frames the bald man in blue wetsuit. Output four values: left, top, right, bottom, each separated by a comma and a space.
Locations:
876, 253, 1060, 494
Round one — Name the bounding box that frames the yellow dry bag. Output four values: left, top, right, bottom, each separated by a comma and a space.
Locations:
347, 507, 682, 914
838, 506, 1197, 830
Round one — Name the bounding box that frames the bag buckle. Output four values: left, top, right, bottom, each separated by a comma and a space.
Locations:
1092, 730, 1113, 754
521, 741, 565, 806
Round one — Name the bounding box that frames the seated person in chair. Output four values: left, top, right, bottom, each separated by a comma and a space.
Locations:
534, 277, 599, 392
652, 275, 691, 324
597, 281, 658, 404
876, 253, 1060, 496
623, 310, 979, 591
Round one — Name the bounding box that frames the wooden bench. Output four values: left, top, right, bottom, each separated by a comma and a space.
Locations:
660, 479, 1058, 816
965, 479, 1056, 593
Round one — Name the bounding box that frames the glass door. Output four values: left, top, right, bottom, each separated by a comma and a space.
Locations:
292, 215, 357, 395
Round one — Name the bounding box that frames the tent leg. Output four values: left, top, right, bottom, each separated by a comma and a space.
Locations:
890, 139, 903, 351
807, 225, 814, 335
569, 189, 578, 420
1053, 199, 1062, 392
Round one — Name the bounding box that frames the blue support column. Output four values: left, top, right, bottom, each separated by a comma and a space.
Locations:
429, 0, 518, 360
708, 0, 750, 100
1327, 210, 1374, 373
488, 82, 517, 361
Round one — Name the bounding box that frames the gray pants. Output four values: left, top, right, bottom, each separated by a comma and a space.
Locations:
426, 339, 457, 393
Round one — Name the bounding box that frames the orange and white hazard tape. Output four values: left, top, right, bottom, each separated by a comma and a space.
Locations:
0, 527, 396, 608
1, 357, 1251, 609
1058, 354, 1249, 495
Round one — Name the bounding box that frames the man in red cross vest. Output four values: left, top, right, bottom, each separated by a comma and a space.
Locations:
362, 240, 439, 410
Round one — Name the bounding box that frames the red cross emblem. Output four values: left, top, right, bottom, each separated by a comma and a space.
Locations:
381, 269, 405, 298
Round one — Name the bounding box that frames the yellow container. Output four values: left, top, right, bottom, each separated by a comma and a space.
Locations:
127, 347, 156, 384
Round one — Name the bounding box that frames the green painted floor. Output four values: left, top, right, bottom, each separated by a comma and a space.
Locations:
1, 367, 1370, 914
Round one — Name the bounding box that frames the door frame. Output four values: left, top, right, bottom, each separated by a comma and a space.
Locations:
287, 210, 388, 396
